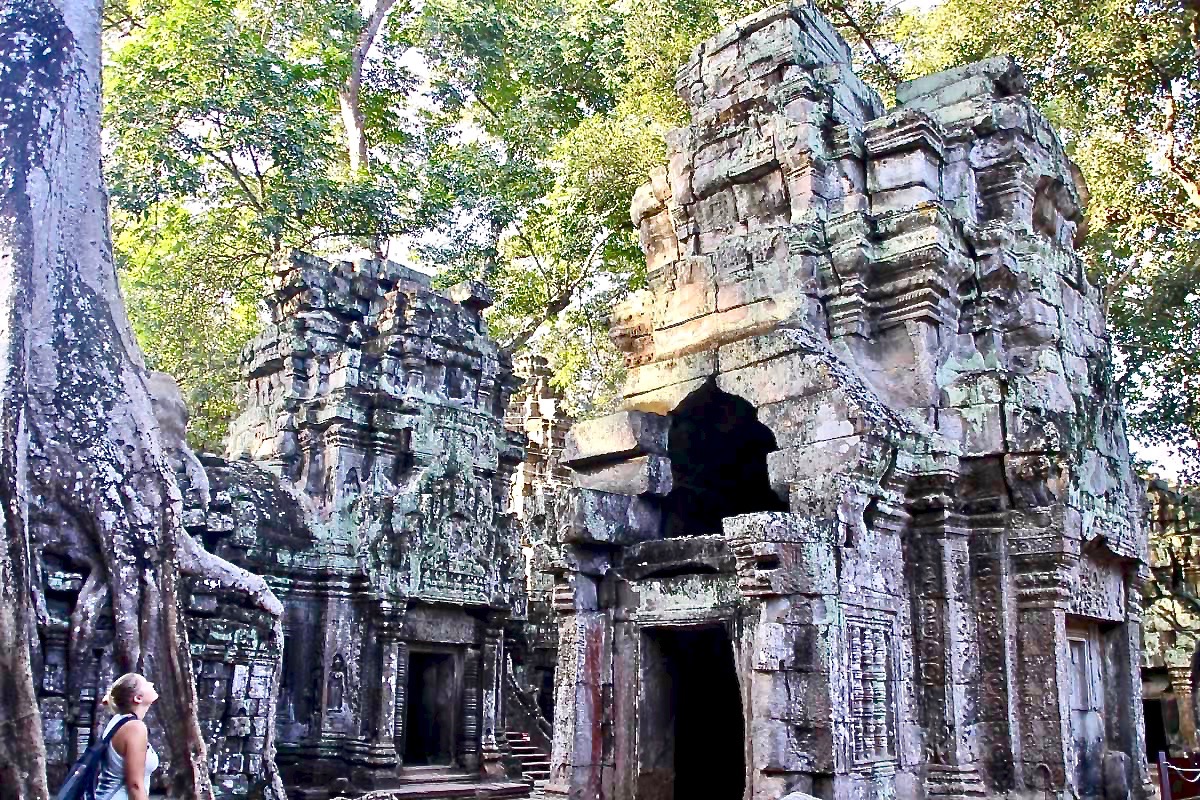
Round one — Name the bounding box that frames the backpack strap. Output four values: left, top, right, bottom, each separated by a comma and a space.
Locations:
101, 715, 135, 747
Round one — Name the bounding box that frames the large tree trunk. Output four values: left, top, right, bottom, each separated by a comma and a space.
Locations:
0, 2, 284, 799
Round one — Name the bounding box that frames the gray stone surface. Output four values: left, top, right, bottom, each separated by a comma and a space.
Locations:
560, 411, 669, 468
209, 251, 529, 796
1142, 481, 1200, 757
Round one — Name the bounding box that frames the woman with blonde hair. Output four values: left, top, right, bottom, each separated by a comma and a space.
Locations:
93, 673, 160, 800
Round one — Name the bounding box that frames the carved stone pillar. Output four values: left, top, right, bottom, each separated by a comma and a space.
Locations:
1170, 665, 1199, 752
1123, 570, 1153, 796
541, 566, 607, 800
908, 477, 983, 798
480, 620, 506, 778
459, 646, 481, 773
1011, 550, 1074, 793
969, 524, 1017, 790
393, 642, 409, 761
364, 605, 403, 767
726, 512, 841, 800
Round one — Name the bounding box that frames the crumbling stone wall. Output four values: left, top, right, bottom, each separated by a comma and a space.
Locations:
1144, 481, 1200, 757
543, 4, 1149, 800
30, 250, 566, 798
505, 355, 573, 724
191, 252, 529, 798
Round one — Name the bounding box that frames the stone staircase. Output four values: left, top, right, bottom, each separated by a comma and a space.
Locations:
350, 765, 532, 800
506, 729, 550, 796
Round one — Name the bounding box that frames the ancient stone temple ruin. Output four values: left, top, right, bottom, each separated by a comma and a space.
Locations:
544, 4, 1149, 800
202, 252, 532, 798
506, 355, 574, 726
1143, 481, 1200, 760
28, 4, 1158, 799
37, 251, 542, 799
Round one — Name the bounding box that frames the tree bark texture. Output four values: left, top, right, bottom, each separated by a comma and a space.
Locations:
0, 2, 284, 799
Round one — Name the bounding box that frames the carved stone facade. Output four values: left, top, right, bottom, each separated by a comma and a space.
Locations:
543, 5, 1149, 800
1143, 481, 1200, 760
202, 251, 533, 798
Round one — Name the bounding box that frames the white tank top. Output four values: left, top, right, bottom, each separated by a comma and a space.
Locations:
94, 714, 159, 800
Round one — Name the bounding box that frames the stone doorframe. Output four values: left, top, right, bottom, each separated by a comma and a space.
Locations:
633, 616, 747, 800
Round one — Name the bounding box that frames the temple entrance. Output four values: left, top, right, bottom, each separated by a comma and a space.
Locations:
403, 651, 457, 766
640, 625, 745, 800
661, 381, 787, 538
1067, 624, 1105, 798
1144, 697, 1172, 759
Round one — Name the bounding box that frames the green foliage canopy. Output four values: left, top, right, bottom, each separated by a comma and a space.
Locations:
410, 0, 900, 414
104, 0, 426, 449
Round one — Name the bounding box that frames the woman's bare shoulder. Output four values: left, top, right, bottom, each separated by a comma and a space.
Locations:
112, 717, 148, 750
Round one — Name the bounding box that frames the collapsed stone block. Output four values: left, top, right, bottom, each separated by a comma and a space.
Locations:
559, 488, 661, 546
561, 411, 669, 468
571, 455, 673, 497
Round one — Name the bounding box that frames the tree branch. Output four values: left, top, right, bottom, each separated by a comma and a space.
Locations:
177, 533, 284, 617
1102, 260, 1140, 315
503, 230, 614, 354
340, 0, 401, 172
1162, 85, 1200, 214
824, 1, 900, 86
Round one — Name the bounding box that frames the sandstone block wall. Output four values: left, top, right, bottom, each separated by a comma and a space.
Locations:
1143, 482, 1200, 759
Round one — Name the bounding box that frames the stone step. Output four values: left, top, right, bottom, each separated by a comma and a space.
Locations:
502, 728, 551, 788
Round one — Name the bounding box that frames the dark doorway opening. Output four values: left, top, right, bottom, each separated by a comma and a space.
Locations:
661, 381, 787, 538
641, 625, 745, 800
1145, 699, 1171, 760
404, 652, 457, 766
535, 666, 555, 723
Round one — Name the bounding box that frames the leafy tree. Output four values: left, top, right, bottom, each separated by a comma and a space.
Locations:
103, 0, 424, 447
112, 204, 262, 450
897, 0, 1200, 477
411, 0, 902, 414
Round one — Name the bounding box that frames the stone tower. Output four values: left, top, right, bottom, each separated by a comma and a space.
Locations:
506, 355, 574, 720
208, 251, 530, 797
1143, 481, 1200, 759
544, 4, 1149, 800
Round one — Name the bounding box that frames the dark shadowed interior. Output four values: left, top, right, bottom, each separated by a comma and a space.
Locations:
661, 381, 788, 538
642, 625, 745, 800
404, 652, 457, 766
